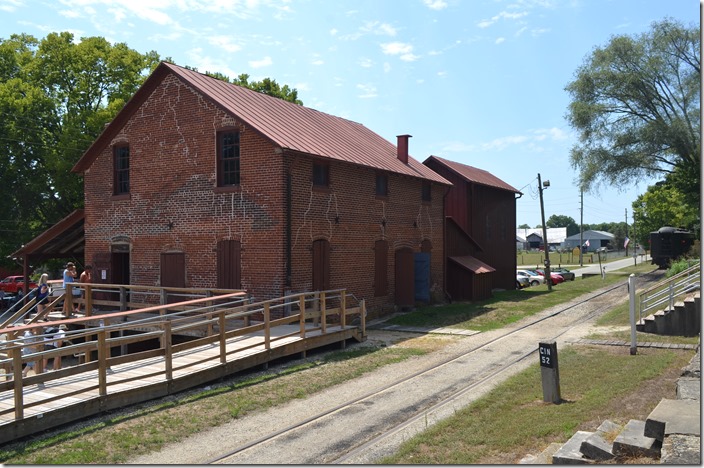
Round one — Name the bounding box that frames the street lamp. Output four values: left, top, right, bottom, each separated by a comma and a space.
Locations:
538, 173, 553, 291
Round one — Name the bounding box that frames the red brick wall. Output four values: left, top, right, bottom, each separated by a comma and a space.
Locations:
84, 72, 445, 316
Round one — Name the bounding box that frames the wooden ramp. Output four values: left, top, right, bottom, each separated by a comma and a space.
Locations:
0, 289, 366, 445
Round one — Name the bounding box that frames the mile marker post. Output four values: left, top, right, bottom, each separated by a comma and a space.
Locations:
539, 341, 561, 403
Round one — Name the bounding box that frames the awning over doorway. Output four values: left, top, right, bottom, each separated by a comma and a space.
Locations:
10, 209, 84, 262
448, 255, 496, 274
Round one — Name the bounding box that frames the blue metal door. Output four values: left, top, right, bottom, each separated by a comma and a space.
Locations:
414, 252, 430, 302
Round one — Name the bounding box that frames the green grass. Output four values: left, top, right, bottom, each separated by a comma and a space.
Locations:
387, 263, 655, 332
0, 345, 427, 464
379, 346, 694, 464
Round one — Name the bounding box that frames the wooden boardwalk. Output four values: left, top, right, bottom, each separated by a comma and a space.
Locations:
0, 289, 365, 445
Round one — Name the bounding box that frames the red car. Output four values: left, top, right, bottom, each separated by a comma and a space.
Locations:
0, 275, 38, 294
535, 269, 565, 284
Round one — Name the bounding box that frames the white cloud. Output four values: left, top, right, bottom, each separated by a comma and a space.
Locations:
249, 56, 273, 69
0, 0, 23, 12
495, 37, 506, 44
423, 0, 448, 10
380, 41, 413, 55
357, 83, 377, 99
477, 9, 528, 28
440, 127, 570, 154
329, 28, 338, 36
383, 62, 391, 73
207, 35, 242, 53
400, 53, 420, 62
358, 58, 373, 68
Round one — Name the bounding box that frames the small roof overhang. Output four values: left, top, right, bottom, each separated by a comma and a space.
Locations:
448, 255, 496, 274
10, 209, 84, 262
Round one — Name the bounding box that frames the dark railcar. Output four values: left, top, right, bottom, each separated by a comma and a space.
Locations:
650, 226, 695, 268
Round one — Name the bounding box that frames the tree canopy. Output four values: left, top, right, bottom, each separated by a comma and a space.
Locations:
565, 18, 700, 201
0, 32, 159, 267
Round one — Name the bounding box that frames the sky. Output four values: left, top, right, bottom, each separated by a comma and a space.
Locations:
0, 0, 699, 228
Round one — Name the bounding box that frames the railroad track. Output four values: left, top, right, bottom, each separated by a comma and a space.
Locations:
205, 278, 649, 465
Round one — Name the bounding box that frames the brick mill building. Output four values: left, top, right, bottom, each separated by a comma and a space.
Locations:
67, 62, 450, 317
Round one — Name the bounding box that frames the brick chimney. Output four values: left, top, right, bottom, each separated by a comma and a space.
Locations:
397, 134, 411, 164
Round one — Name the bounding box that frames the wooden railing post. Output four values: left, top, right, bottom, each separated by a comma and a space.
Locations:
360, 299, 366, 334
340, 291, 346, 329
85, 285, 93, 317
299, 294, 306, 338
320, 291, 327, 334
164, 321, 172, 381
65, 284, 74, 318
119, 287, 127, 311
206, 291, 214, 336
12, 344, 24, 419
264, 302, 271, 350
98, 329, 108, 396
219, 310, 227, 365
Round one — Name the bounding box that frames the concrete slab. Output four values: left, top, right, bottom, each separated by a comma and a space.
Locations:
552, 431, 592, 464
613, 419, 660, 458
580, 420, 620, 461
676, 377, 700, 400
661, 434, 701, 465
645, 399, 700, 440
519, 442, 562, 464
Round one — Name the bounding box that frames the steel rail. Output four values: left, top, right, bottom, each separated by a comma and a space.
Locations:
206, 280, 634, 464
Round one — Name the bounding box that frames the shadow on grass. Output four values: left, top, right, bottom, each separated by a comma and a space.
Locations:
386, 288, 552, 329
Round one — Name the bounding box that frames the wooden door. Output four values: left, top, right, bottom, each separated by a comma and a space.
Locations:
161, 253, 185, 304
394, 248, 414, 307
312, 239, 330, 291
217, 240, 241, 289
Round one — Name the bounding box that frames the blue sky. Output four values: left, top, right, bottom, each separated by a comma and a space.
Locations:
1, 0, 699, 227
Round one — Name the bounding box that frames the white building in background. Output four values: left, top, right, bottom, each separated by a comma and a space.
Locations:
516, 228, 567, 251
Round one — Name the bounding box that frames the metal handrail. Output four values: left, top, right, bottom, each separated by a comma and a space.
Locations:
638, 263, 701, 322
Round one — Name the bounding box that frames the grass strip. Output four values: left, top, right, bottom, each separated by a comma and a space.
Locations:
387, 264, 655, 332
0, 345, 426, 464
380, 345, 694, 464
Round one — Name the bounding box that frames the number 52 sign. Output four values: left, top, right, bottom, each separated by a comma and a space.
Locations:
539, 341, 558, 369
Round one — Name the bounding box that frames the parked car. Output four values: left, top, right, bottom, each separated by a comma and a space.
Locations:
0, 275, 38, 294
517, 269, 545, 287
516, 273, 531, 289
535, 269, 565, 284
552, 268, 575, 281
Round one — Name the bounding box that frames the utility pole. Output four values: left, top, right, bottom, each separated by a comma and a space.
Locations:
538, 173, 552, 291
579, 190, 584, 267
625, 208, 629, 256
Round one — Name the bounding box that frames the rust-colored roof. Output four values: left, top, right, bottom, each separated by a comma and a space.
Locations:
448, 255, 496, 274
424, 155, 519, 193
11, 209, 84, 259
74, 62, 449, 185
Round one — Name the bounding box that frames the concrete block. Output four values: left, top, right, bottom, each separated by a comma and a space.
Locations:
519, 442, 562, 464
613, 419, 660, 458
580, 420, 621, 461
660, 434, 701, 465
552, 431, 592, 464
645, 399, 700, 441
654, 310, 667, 335
676, 377, 700, 400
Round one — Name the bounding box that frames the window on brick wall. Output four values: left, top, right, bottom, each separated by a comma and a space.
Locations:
375, 173, 388, 197
113, 145, 130, 195
313, 162, 329, 188
421, 181, 431, 202
217, 130, 240, 187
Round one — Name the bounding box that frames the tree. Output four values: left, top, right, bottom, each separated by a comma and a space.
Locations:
0, 32, 159, 266
565, 18, 700, 204
181, 63, 303, 105
546, 215, 579, 237
517, 223, 531, 229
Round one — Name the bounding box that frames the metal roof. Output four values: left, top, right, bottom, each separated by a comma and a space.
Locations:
10, 210, 84, 260
74, 62, 449, 185
423, 155, 519, 193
